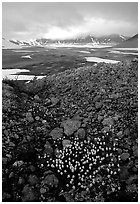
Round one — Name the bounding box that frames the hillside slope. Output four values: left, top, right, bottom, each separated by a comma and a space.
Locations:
2, 60, 138, 202
114, 34, 138, 48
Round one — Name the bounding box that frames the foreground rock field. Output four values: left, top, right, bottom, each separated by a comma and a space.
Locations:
2, 59, 138, 201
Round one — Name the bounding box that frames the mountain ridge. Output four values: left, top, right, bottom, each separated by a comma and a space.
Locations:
3, 34, 130, 49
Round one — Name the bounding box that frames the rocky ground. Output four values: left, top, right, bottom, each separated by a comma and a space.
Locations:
2, 59, 138, 202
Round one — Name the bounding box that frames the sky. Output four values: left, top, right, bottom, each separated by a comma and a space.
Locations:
2, 2, 138, 40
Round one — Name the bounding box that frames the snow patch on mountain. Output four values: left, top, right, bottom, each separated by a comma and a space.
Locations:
120, 35, 126, 40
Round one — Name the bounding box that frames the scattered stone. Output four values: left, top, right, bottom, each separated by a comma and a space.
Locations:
40, 188, 47, 194
42, 119, 47, 124
120, 153, 130, 161
2, 83, 16, 111
35, 116, 40, 121
43, 174, 59, 187
43, 170, 53, 176
50, 97, 59, 107
100, 88, 106, 94
34, 95, 41, 102
102, 116, 114, 127
3, 129, 9, 136
9, 142, 15, 147
2, 157, 8, 165
18, 177, 25, 185
126, 175, 138, 185
132, 57, 138, 62
26, 112, 34, 123
26, 135, 32, 142
95, 101, 102, 110
117, 148, 122, 154
101, 126, 110, 133
50, 128, 63, 140
28, 174, 39, 186
117, 131, 123, 139
44, 141, 53, 156
94, 95, 101, 102
44, 170, 54, 176
120, 167, 129, 180
13, 160, 24, 167
101, 109, 106, 115
127, 160, 134, 169
133, 145, 138, 157
124, 128, 130, 136
9, 172, 14, 178
61, 119, 81, 136
44, 98, 51, 106
113, 156, 117, 163
62, 139, 71, 148
87, 107, 93, 112
2, 192, 11, 200
29, 165, 36, 172
98, 115, 103, 122
126, 184, 137, 193
6, 154, 12, 159
76, 128, 86, 140
132, 167, 137, 173
113, 113, 120, 121
109, 93, 121, 99
54, 148, 61, 158
72, 115, 83, 121
13, 133, 19, 139
82, 118, 89, 127
22, 184, 38, 202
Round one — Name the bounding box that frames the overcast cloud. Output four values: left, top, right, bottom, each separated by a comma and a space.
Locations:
2, 2, 138, 40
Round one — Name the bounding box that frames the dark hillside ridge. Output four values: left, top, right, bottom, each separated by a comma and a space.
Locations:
2, 60, 138, 202
114, 34, 138, 48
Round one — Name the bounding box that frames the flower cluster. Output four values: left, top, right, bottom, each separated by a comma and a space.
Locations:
43, 133, 121, 194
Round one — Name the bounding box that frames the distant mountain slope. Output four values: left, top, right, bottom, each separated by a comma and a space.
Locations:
114, 34, 138, 48
97, 34, 129, 44
2, 38, 21, 49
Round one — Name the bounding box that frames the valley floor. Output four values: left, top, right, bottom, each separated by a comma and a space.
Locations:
2, 47, 137, 81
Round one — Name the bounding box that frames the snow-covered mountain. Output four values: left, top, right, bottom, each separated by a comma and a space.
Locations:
34, 34, 129, 46
2, 34, 130, 49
